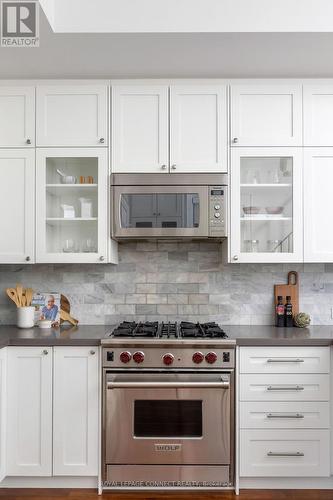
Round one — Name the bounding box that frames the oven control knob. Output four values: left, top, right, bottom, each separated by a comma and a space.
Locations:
205, 351, 218, 364
133, 351, 145, 364
119, 351, 132, 363
163, 353, 174, 365
192, 351, 204, 364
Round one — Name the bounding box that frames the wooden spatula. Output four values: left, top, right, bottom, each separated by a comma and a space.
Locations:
16, 283, 23, 307
25, 288, 34, 307
6, 288, 20, 307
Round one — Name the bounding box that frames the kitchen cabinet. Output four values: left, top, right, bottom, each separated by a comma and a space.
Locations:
53, 347, 99, 476
304, 148, 333, 262
112, 85, 169, 173
6, 347, 53, 476
0, 349, 6, 482
36, 148, 108, 263
0, 86, 35, 148
0, 149, 35, 264
231, 84, 302, 146
169, 85, 227, 172
36, 85, 108, 147
239, 346, 330, 479
303, 85, 333, 146
230, 147, 303, 263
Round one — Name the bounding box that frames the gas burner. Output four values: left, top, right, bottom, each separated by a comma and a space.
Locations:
180, 321, 228, 339
112, 321, 158, 338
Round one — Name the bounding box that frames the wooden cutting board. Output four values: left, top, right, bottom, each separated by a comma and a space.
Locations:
274, 271, 299, 315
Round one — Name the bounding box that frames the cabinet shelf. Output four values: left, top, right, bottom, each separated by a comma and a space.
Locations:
46, 217, 98, 226
241, 216, 291, 221
240, 183, 292, 188
46, 184, 98, 188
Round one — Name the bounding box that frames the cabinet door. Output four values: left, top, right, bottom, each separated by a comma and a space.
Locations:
0, 348, 7, 482
170, 85, 227, 172
230, 147, 303, 263
231, 85, 302, 146
303, 85, 333, 146
0, 149, 35, 263
6, 347, 52, 476
0, 86, 35, 147
36, 85, 108, 147
36, 148, 108, 263
112, 85, 168, 173
53, 347, 99, 476
304, 148, 333, 262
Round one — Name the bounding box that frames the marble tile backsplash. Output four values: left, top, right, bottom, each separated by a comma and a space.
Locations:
0, 241, 331, 325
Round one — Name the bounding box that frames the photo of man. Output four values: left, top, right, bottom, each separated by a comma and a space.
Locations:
41, 295, 59, 321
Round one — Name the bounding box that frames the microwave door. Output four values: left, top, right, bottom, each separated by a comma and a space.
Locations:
113, 186, 208, 239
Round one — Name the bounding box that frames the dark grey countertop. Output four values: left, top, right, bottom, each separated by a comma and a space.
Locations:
0, 325, 332, 347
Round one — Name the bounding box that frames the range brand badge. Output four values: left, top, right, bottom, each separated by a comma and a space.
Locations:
155, 444, 182, 452
1, 1, 39, 47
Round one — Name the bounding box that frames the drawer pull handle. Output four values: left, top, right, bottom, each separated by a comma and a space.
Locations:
267, 385, 304, 391
267, 413, 304, 419
267, 358, 304, 363
267, 451, 304, 457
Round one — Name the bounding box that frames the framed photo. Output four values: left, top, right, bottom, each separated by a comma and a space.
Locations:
31, 292, 61, 327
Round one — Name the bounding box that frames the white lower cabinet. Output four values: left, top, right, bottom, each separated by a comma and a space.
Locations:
0, 349, 7, 482
239, 346, 331, 479
240, 429, 330, 477
6, 347, 53, 476
53, 346, 99, 476
5, 346, 99, 478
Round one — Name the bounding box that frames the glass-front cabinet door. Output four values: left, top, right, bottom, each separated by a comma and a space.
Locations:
36, 148, 108, 263
230, 148, 303, 263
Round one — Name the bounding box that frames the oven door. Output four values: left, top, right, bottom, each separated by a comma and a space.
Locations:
104, 372, 231, 465
113, 185, 208, 239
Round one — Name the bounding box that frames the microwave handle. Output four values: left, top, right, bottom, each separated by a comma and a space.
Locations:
107, 381, 230, 389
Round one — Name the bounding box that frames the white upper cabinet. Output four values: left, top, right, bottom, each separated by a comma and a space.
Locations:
112, 85, 169, 173
36, 85, 108, 147
231, 84, 302, 146
304, 148, 333, 262
170, 85, 227, 172
53, 347, 99, 476
0, 87, 35, 147
303, 85, 333, 146
0, 149, 35, 264
6, 347, 53, 476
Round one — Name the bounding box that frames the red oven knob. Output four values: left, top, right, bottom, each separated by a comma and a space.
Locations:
119, 351, 132, 363
192, 351, 204, 364
205, 351, 217, 364
133, 351, 145, 364
163, 353, 174, 366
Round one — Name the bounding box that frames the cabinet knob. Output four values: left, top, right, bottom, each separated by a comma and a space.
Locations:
43, 350, 48, 355
232, 138, 238, 144
171, 164, 177, 170
161, 165, 167, 170
233, 255, 239, 261
99, 256, 105, 261
99, 138, 105, 144
26, 138, 31, 145
25, 256, 31, 262
90, 350, 96, 355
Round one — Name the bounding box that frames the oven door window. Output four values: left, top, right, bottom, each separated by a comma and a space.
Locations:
134, 400, 203, 438
120, 193, 200, 229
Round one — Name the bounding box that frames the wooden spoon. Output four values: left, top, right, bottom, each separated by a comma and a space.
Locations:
16, 283, 23, 307
25, 288, 34, 307
6, 288, 20, 307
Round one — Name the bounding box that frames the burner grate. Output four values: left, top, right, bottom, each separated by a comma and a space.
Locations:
158, 322, 179, 339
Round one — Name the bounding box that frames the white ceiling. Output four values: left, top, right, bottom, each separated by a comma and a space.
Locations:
1, 7, 333, 78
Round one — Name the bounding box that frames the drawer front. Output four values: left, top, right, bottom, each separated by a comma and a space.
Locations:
240, 401, 330, 429
240, 347, 330, 374
240, 374, 329, 401
240, 429, 330, 477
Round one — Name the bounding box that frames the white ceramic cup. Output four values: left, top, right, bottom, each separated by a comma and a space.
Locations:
17, 306, 35, 329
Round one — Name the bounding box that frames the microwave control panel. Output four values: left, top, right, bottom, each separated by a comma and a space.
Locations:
209, 186, 226, 237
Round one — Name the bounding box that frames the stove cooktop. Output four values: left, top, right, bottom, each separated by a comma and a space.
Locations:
109, 321, 228, 340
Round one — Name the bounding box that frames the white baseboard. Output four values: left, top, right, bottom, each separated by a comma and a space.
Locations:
240, 477, 333, 489
0, 476, 98, 488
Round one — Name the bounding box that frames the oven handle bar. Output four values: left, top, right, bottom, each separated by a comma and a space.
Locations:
107, 381, 230, 389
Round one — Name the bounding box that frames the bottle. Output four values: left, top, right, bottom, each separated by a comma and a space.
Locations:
275, 296, 285, 327
285, 295, 293, 327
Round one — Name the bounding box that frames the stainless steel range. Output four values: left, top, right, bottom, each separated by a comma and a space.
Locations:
101, 321, 235, 490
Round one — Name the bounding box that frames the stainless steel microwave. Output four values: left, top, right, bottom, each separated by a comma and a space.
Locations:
111, 173, 227, 240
